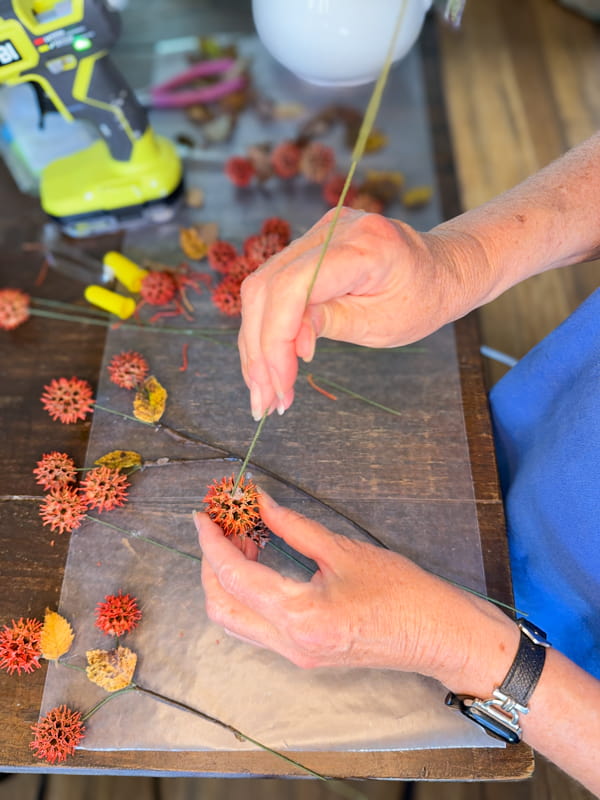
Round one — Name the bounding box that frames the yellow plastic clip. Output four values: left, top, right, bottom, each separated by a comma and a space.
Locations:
84, 285, 136, 320
104, 251, 149, 294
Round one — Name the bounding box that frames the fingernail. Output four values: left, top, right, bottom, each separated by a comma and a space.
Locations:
277, 400, 285, 415
269, 366, 285, 401
250, 381, 263, 421
193, 511, 204, 538
300, 320, 317, 363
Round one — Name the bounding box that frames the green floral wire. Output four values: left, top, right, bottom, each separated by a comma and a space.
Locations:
233, 0, 410, 491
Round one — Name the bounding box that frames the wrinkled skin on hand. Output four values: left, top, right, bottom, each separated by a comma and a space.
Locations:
238, 208, 466, 420
195, 492, 516, 686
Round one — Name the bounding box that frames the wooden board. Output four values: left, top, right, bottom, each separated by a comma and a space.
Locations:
0, 11, 533, 783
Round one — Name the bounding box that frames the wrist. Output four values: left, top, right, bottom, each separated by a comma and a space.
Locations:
429, 593, 521, 698
421, 226, 499, 324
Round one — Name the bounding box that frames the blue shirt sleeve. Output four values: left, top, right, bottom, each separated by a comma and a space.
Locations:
489, 288, 600, 678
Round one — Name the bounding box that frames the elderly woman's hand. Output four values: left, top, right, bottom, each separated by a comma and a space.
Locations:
238, 208, 473, 420
195, 492, 518, 690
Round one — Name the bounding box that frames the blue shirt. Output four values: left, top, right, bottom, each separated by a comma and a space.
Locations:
490, 288, 600, 678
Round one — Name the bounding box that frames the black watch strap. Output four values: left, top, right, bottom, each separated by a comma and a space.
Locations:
500, 622, 548, 706
444, 618, 550, 743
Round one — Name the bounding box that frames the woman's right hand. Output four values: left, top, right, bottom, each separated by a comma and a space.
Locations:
238, 208, 470, 420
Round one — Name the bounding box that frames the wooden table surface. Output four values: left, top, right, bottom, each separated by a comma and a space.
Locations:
0, 15, 533, 782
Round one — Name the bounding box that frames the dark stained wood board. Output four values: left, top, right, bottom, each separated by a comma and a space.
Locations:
0, 12, 532, 780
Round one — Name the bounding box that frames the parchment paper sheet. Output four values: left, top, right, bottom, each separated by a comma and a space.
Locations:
41, 35, 501, 753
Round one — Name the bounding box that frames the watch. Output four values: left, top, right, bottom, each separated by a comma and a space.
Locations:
445, 618, 551, 743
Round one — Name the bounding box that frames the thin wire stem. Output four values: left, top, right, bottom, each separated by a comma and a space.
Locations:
133, 686, 321, 781
266, 539, 313, 575
307, 374, 403, 417
231, 411, 268, 494
440, 576, 526, 617
29, 306, 236, 339
304, 0, 409, 302
34, 297, 112, 317
233, 0, 410, 501
94, 404, 153, 426
81, 687, 136, 721
85, 515, 201, 563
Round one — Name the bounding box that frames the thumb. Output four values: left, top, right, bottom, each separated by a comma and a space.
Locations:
258, 491, 336, 567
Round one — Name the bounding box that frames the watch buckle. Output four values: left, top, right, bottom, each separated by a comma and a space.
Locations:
517, 618, 551, 648
473, 688, 528, 736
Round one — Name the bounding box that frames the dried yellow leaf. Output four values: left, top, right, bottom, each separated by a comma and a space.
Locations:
365, 169, 405, 189
86, 646, 137, 692
133, 376, 167, 424
95, 450, 142, 471
402, 185, 433, 209
364, 129, 388, 153
360, 170, 405, 205
40, 609, 74, 661
273, 102, 306, 120
179, 226, 208, 260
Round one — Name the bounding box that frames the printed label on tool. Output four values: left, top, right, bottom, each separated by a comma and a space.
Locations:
0, 41, 22, 65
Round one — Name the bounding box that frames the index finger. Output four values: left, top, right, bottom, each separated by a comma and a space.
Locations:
238, 211, 346, 418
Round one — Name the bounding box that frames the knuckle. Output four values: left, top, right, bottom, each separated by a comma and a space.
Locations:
240, 271, 261, 302
285, 605, 344, 666
216, 562, 241, 596
274, 505, 307, 529
268, 268, 294, 298
352, 211, 398, 243
204, 596, 226, 626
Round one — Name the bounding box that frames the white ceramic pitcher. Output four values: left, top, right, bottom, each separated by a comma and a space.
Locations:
252, 0, 433, 87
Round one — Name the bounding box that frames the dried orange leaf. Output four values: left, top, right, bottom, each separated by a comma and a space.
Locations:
86, 646, 137, 692
94, 450, 142, 471
179, 226, 208, 260
133, 376, 167, 424
40, 609, 74, 661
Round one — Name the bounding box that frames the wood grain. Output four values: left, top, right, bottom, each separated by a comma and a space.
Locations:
439, 0, 600, 386
3, 0, 597, 794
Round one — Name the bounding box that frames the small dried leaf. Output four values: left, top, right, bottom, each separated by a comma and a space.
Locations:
40, 609, 74, 661
186, 104, 211, 124
199, 37, 237, 60
185, 187, 204, 208
133, 376, 167, 424
202, 114, 235, 145
361, 170, 405, 204
95, 450, 142, 471
366, 169, 405, 188
402, 185, 433, 208
86, 646, 137, 692
363, 129, 388, 153
195, 221, 219, 246
219, 89, 248, 114
273, 102, 306, 120
180, 226, 209, 260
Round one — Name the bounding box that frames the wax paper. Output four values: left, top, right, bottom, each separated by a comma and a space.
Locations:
41, 35, 502, 754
